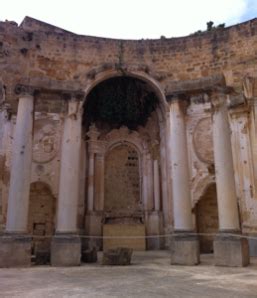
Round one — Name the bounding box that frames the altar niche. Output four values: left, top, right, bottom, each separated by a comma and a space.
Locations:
104, 144, 141, 222
83, 75, 164, 251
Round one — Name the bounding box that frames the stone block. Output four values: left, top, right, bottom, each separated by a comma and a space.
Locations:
81, 247, 97, 263
171, 233, 200, 265
0, 234, 31, 267
214, 234, 249, 267
102, 247, 133, 265
103, 224, 146, 251
51, 234, 81, 266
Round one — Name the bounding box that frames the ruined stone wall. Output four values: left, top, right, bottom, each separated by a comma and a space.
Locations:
1, 17, 257, 110
104, 144, 140, 215
0, 17, 257, 235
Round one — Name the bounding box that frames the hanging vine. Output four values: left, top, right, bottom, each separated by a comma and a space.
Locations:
84, 76, 158, 130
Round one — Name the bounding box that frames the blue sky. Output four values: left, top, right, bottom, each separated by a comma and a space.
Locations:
1, 0, 257, 39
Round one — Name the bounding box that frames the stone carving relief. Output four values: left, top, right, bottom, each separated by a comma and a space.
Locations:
33, 117, 61, 164
193, 117, 214, 164
243, 76, 257, 99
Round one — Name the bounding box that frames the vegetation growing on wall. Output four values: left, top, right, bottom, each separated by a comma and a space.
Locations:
83, 76, 158, 130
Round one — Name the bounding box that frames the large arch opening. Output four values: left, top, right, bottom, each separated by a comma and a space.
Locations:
83, 76, 159, 131
83, 75, 166, 251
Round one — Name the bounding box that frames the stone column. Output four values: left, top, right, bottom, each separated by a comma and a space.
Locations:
170, 97, 199, 265
153, 160, 160, 211
85, 124, 102, 250
51, 98, 83, 266
94, 153, 105, 211
212, 91, 249, 267
0, 88, 34, 267
87, 152, 95, 212
147, 154, 154, 211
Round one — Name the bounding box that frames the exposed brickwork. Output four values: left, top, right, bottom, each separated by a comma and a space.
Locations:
196, 184, 219, 253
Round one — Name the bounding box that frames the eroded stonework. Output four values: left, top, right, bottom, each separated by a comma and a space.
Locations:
0, 16, 257, 266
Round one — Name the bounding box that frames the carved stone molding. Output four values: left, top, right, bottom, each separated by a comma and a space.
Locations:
61, 91, 85, 101
32, 117, 61, 164
14, 84, 38, 96
193, 117, 214, 164
209, 89, 228, 112
0, 103, 12, 120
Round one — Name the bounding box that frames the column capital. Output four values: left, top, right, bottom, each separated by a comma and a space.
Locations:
67, 99, 83, 120
0, 103, 12, 120
14, 84, 37, 97
209, 88, 228, 112
228, 94, 250, 118
169, 93, 190, 115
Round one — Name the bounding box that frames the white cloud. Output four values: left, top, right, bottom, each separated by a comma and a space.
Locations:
0, 0, 250, 39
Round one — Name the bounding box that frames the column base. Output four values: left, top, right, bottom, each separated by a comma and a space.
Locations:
0, 234, 31, 267
171, 232, 200, 265
214, 232, 249, 267
51, 234, 81, 266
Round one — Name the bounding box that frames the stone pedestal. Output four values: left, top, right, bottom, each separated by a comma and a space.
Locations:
214, 233, 249, 267
51, 234, 81, 266
0, 234, 31, 267
147, 211, 164, 250
103, 224, 146, 251
171, 232, 200, 265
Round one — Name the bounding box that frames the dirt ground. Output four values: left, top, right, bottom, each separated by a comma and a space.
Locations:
0, 251, 257, 298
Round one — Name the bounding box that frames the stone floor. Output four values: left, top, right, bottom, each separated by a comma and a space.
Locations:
0, 251, 257, 297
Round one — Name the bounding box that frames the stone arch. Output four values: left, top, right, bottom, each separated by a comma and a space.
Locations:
192, 174, 215, 208
195, 183, 219, 253
82, 69, 169, 118
28, 181, 56, 260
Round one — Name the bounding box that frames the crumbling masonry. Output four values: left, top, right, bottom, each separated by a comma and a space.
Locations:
0, 16, 257, 266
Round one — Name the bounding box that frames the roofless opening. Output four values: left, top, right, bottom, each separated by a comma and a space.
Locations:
83, 76, 159, 130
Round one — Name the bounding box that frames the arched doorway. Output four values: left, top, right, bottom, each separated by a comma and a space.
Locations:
28, 182, 56, 260
195, 183, 218, 253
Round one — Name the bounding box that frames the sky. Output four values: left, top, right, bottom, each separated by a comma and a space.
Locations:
1, 0, 257, 39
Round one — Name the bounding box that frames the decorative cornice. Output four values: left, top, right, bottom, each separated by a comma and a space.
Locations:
0, 103, 12, 120
14, 84, 38, 96
61, 91, 85, 101
165, 74, 228, 97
